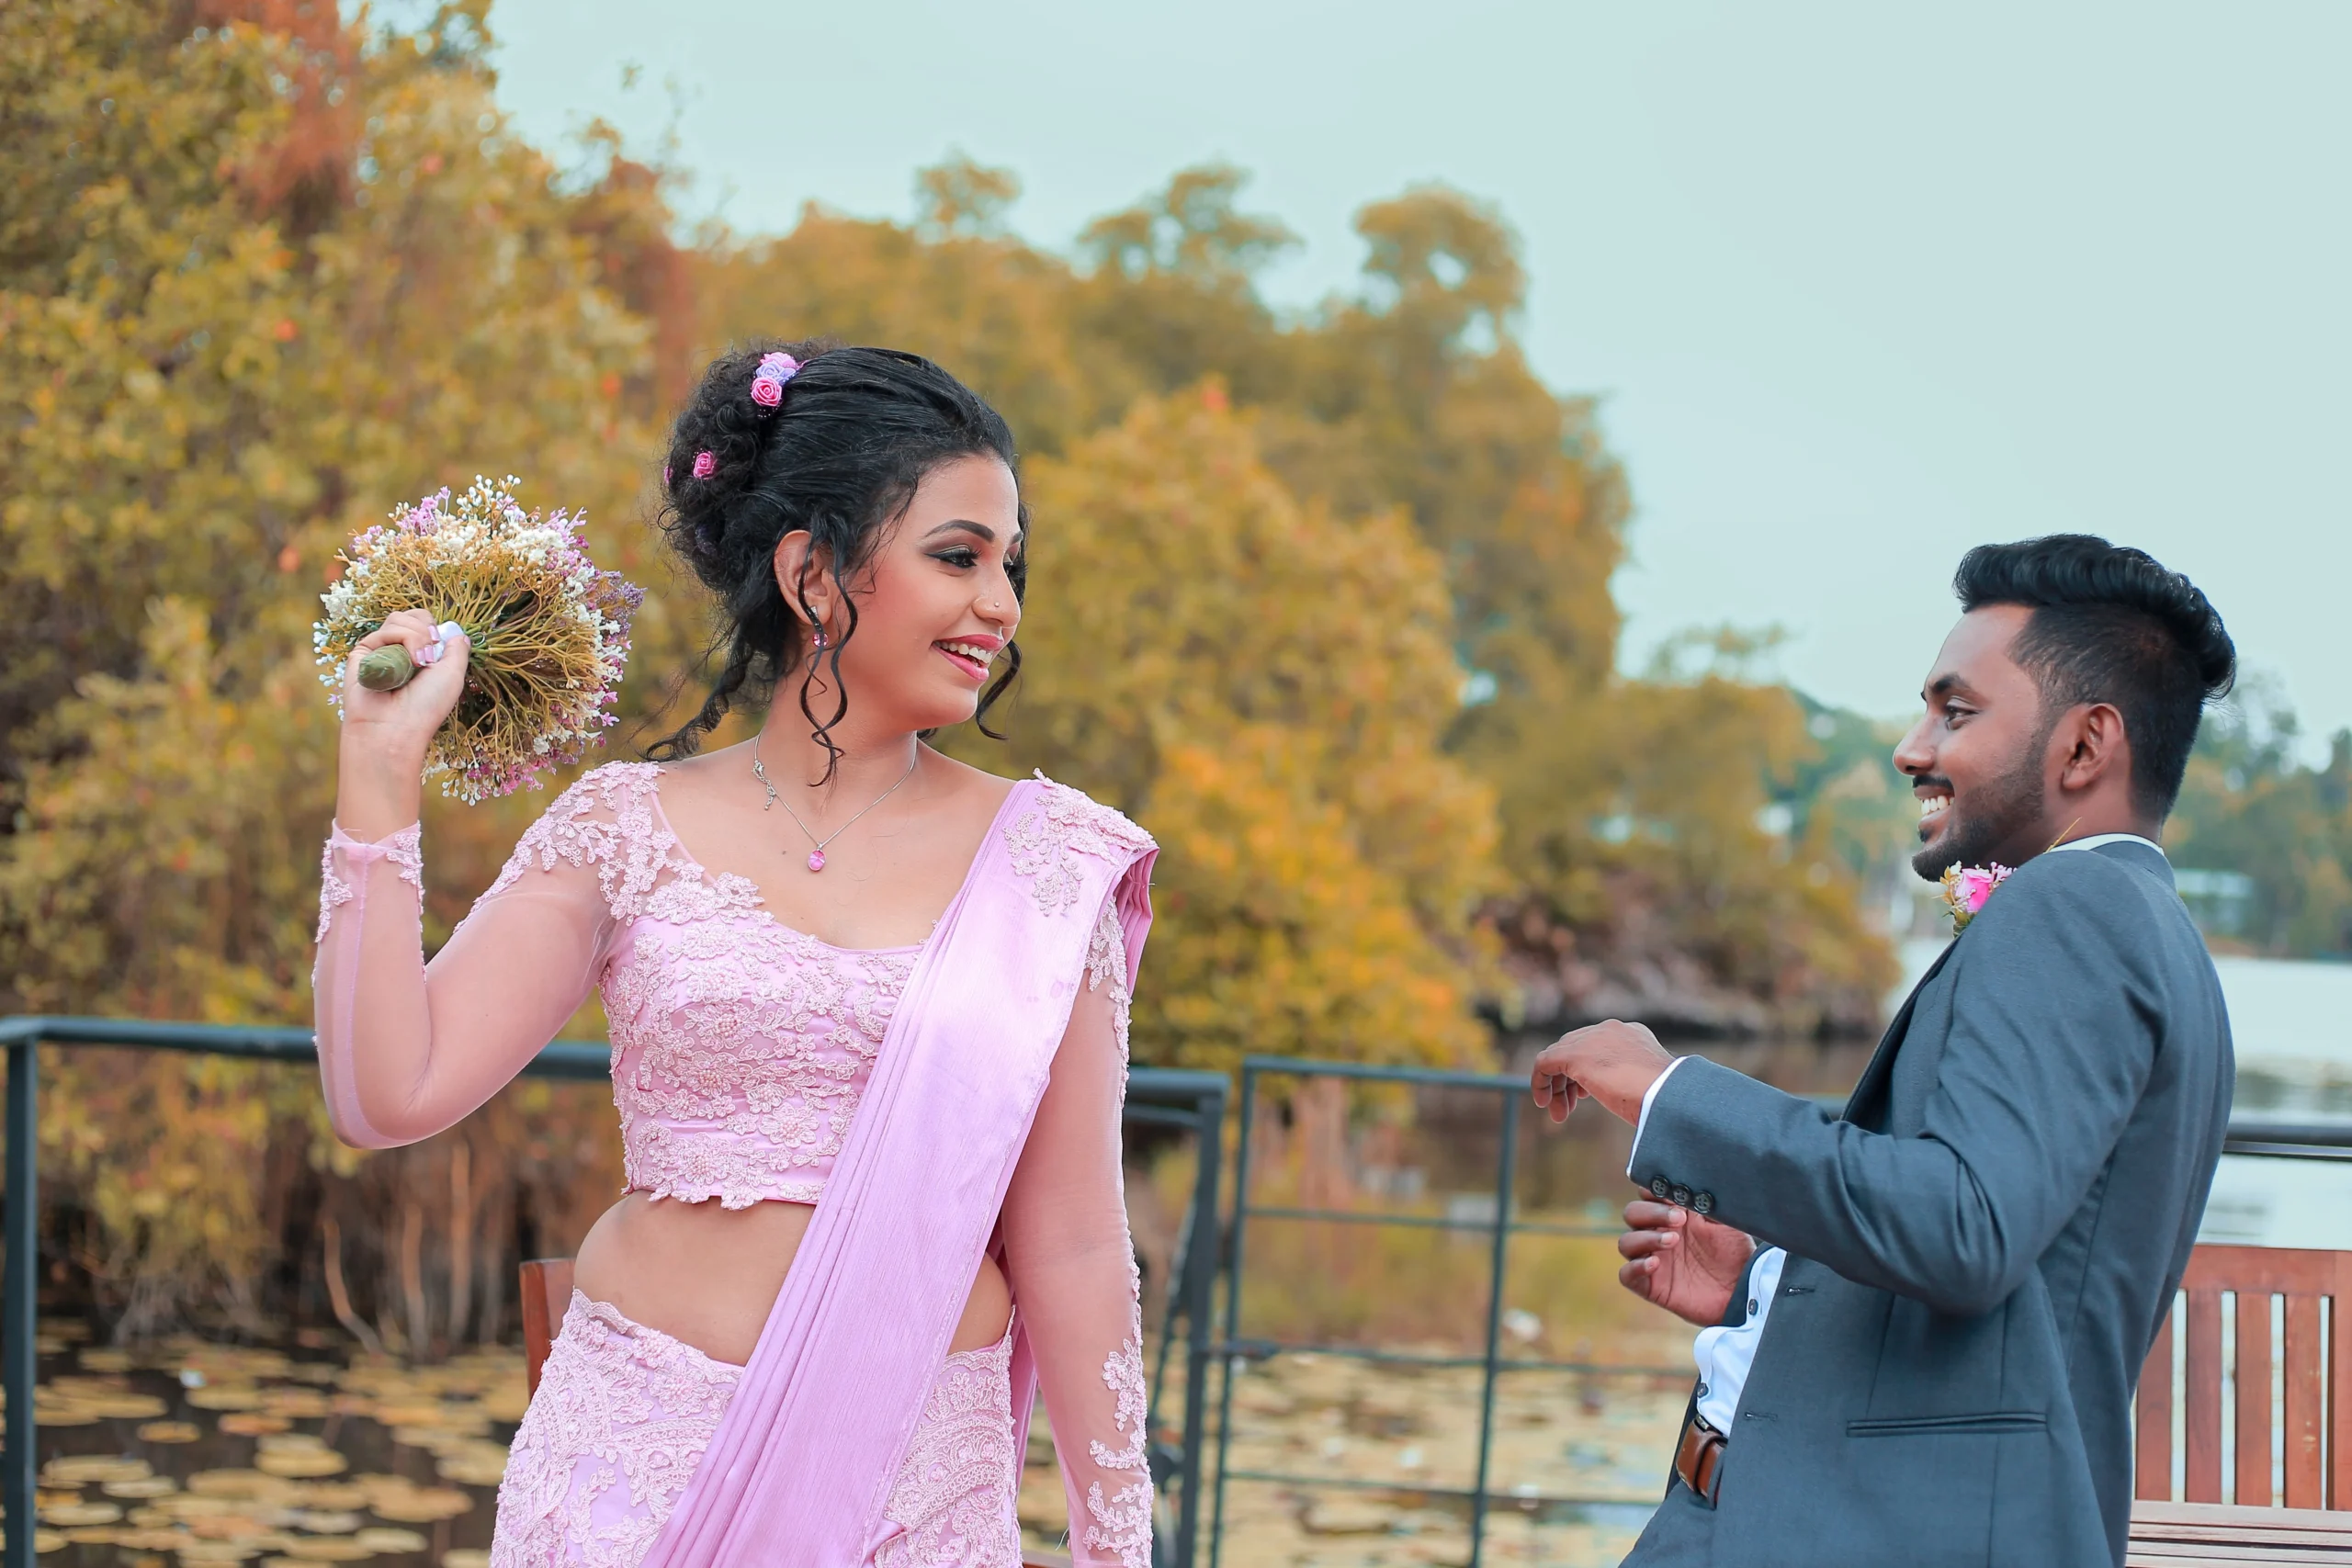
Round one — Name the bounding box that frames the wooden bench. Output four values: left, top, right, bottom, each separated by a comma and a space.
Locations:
2127, 1245, 2352, 1562
519, 1259, 1074, 1568
2133, 1245, 2352, 1510
520, 1258, 573, 1396
2129, 1501, 2352, 1563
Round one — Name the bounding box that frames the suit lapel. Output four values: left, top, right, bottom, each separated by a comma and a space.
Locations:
1842, 941, 1957, 1127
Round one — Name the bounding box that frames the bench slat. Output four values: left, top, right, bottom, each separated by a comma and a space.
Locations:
2287, 1292, 2326, 1509
2129, 1550, 2352, 1564
2188, 1288, 2226, 1502
2144, 1304, 2180, 1502
2242, 1288, 2278, 1506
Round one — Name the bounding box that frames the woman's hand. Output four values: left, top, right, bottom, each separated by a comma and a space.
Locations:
335, 610, 469, 837
1617, 1196, 1756, 1327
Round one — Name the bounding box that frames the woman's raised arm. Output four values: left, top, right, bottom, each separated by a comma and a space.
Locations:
312, 809, 618, 1148
313, 609, 616, 1148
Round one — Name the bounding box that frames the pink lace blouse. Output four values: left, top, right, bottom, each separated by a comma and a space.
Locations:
312, 761, 1154, 1568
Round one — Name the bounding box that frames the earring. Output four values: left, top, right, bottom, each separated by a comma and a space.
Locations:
811, 626, 827, 651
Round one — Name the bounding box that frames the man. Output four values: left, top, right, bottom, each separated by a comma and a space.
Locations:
1532, 536, 2236, 1566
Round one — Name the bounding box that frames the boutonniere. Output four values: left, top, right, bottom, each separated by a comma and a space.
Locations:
1939, 863, 2013, 934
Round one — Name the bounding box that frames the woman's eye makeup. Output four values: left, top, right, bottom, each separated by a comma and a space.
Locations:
933, 547, 979, 568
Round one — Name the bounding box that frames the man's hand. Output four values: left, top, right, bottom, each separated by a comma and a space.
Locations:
1618, 1197, 1756, 1327
1529, 1019, 1674, 1126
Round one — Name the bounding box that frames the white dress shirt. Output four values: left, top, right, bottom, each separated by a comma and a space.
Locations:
1627, 830, 2167, 1430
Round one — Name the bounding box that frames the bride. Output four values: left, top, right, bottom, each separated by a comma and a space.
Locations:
312, 344, 1158, 1568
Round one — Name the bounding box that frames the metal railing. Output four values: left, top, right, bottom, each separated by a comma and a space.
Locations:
0, 1016, 1224, 1568
1206, 1052, 2352, 1568
9, 1021, 2348, 1568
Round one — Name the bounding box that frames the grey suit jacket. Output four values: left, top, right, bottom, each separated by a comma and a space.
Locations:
1623, 840, 2232, 1568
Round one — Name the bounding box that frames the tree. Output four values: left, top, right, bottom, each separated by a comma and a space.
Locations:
968, 389, 1495, 1072
0, 0, 650, 1335
2171, 686, 2352, 956
1, 0, 1901, 1335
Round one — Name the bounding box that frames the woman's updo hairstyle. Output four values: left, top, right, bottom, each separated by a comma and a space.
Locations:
646, 339, 1025, 773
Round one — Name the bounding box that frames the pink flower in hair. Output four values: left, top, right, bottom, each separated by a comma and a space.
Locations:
691, 450, 717, 479
750, 351, 801, 410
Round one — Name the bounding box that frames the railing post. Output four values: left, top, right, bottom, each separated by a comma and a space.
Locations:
1208, 1064, 1257, 1568
6, 1036, 38, 1568
1174, 1080, 1223, 1568
1466, 1087, 1520, 1567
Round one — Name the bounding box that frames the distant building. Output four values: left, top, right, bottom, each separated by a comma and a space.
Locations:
2176, 868, 2256, 939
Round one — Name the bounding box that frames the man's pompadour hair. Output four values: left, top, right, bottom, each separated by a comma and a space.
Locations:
1953, 534, 2235, 818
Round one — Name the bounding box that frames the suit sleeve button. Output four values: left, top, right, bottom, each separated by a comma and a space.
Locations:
1692, 1190, 1714, 1215
1669, 1184, 1692, 1207
1651, 1177, 1671, 1201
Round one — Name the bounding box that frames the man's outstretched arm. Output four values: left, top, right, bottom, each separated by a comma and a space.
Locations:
1538, 851, 2161, 1316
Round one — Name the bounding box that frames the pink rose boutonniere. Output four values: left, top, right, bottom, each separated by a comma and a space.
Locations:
1939, 862, 2014, 934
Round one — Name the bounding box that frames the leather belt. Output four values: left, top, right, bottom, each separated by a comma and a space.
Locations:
1673, 1409, 1726, 1505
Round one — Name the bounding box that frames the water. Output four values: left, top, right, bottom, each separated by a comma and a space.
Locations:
2194, 955, 2352, 1249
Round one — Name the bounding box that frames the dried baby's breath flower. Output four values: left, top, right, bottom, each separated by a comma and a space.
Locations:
312, 476, 643, 803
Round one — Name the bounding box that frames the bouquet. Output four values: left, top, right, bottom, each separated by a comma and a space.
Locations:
312, 475, 643, 803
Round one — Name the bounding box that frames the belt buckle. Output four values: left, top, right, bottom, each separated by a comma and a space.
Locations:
1677, 1411, 1726, 1506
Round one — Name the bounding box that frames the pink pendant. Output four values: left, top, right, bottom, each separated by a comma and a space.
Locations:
807, 849, 826, 873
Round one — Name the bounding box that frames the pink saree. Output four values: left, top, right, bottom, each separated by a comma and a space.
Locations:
313, 767, 1159, 1567
643, 779, 1157, 1566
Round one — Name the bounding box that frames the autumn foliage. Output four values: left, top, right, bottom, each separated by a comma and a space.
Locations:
0, 0, 1890, 1337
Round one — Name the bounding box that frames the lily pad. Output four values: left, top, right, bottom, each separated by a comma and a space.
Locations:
285, 1509, 365, 1534
372, 1403, 451, 1427
433, 1444, 509, 1487
357, 1484, 470, 1523
102, 1475, 180, 1499
115, 1527, 198, 1550
351, 1528, 427, 1551
30, 1406, 98, 1427
188, 1385, 267, 1411
188, 1470, 301, 1502
186, 1510, 282, 1538
138, 1419, 204, 1443
42, 1455, 151, 1485
221, 1412, 297, 1436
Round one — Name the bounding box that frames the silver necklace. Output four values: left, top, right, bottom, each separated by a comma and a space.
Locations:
750, 735, 918, 873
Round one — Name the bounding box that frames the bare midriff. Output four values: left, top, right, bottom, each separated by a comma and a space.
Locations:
573, 1191, 1011, 1368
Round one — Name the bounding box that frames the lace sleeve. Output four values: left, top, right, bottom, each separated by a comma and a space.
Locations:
311, 767, 635, 1149
999, 890, 1151, 1568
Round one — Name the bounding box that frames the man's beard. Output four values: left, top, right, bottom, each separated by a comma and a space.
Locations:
1911, 740, 2050, 881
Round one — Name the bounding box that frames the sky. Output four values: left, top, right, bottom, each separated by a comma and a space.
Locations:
481, 1, 2351, 745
